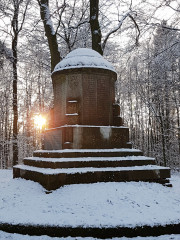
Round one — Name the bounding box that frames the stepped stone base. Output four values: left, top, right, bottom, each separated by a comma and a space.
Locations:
44, 126, 131, 150
13, 148, 171, 191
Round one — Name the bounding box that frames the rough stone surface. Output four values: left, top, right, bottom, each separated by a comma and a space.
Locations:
43, 126, 130, 150
52, 68, 116, 128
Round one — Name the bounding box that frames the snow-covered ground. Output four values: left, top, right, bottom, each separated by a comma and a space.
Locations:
0, 170, 180, 239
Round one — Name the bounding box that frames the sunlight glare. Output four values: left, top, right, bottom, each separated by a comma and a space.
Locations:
34, 115, 46, 129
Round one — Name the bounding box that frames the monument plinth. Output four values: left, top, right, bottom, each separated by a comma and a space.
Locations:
44, 48, 128, 150
13, 48, 171, 190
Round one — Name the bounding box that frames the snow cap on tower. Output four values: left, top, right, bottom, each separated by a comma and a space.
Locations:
53, 48, 116, 73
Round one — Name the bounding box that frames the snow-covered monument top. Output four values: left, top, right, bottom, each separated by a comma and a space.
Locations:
53, 48, 116, 73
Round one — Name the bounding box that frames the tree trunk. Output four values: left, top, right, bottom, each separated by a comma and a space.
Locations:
89, 0, 103, 55
12, 34, 18, 166
38, 0, 61, 72
11, 0, 19, 166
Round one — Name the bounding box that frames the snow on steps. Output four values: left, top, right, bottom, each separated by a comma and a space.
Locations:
13, 165, 171, 191
23, 156, 156, 168
13, 148, 171, 190
14, 164, 170, 175
33, 148, 143, 158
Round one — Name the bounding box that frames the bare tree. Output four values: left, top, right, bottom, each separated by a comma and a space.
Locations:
11, 0, 30, 165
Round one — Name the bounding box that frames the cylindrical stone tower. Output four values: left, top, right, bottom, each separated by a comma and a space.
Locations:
52, 48, 117, 126
44, 48, 130, 150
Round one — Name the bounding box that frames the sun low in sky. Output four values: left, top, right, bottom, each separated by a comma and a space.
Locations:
33, 115, 46, 129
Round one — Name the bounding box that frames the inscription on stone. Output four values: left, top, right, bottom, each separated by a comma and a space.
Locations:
97, 76, 110, 125
68, 75, 79, 89
83, 75, 97, 125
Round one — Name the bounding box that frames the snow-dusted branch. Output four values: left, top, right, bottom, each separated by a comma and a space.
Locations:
18, 0, 31, 34
165, 2, 180, 12
153, 41, 180, 58
54, 0, 89, 52
102, 10, 132, 51
55, 2, 66, 36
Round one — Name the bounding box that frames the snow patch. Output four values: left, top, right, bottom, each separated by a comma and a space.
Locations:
46, 125, 129, 131
93, 30, 99, 34
65, 113, 78, 116
100, 127, 112, 139
68, 100, 78, 103
53, 48, 116, 73
26, 156, 155, 163
41, 4, 55, 35
91, 15, 96, 20
34, 148, 142, 153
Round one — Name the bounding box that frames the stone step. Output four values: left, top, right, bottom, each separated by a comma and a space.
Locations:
13, 164, 171, 191
33, 148, 143, 158
0, 221, 179, 238
23, 156, 156, 169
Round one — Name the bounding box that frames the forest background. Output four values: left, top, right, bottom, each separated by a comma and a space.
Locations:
0, 0, 179, 170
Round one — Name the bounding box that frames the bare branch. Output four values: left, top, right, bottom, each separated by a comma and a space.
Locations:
68, 20, 89, 29
154, 41, 180, 58
68, 0, 76, 29
102, 10, 132, 51
18, 0, 31, 34
162, 25, 180, 32
128, 14, 140, 46
55, 2, 66, 35
165, 1, 180, 12
143, 41, 180, 61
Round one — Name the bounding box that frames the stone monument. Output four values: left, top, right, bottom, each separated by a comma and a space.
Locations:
13, 48, 171, 190
44, 48, 129, 150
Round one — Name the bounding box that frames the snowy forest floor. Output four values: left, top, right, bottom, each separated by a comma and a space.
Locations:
0, 170, 180, 240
